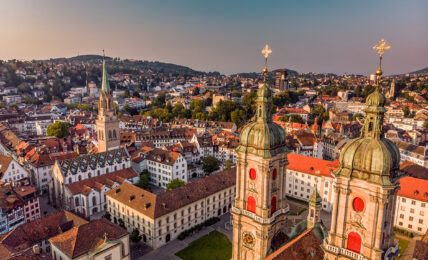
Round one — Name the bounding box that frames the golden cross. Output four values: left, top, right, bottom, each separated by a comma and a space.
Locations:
261, 44, 272, 59
373, 38, 391, 57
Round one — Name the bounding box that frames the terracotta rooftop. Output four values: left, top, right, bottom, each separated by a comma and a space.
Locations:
0, 155, 13, 174
106, 167, 236, 219
398, 176, 428, 203
287, 153, 339, 178
49, 219, 127, 259
0, 210, 87, 257
66, 167, 138, 195
146, 148, 181, 166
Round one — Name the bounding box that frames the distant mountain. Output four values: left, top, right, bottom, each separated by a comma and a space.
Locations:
408, 67, 428, 75
39, 55, 221, 76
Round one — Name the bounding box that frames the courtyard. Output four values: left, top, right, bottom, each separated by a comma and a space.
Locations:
175, 231, 232, 260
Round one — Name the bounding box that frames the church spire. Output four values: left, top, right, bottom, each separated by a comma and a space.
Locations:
101, 50, 110, 93
360, 39, 391, 139
255, 44, 273, 123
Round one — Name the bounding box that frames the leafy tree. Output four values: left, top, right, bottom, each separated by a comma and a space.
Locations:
137, 170, 151, 191
153, 91, 167, 107
47, 121, 69, 138
202, 156, 220, 174
224, 160, 231, 170
403, 106, 410, 118
192, 87, 200, 95
242, 90, 257, 117
230, 109, 246, 128
130, 228, 142, 243
118, 218, 126, 229
310, 104, 329, 124
279, 114, 303, 123
103, 211, 111, 221
272, 91, 299, 108
167, 179, 186, 190
190, 99, 205, 116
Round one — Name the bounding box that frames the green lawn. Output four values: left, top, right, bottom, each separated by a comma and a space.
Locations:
175, 231, 232, 260
395, 236, 410, 259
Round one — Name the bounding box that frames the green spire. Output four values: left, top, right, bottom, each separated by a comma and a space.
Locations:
101, 58, 110, 93
309, 188, 322, 207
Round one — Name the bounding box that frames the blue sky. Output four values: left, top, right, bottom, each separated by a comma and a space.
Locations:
0, 0, 427, 75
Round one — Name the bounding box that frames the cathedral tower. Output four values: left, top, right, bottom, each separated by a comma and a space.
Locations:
231, 45, 289, 260
96, 56, 120, 152
323, 39, 401, 260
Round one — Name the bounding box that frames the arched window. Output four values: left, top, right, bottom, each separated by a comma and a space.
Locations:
249, 168, 256, 180
272, 169, 277, 180
113, 130, 117, 139
92, 196, 97, 206
97, 170, 100, 176
247, 196, 256, 213
114, 166, 117, 171
271, 196, 277, 214
109, 130, 112, 140
75, 197, 79, 207
68, 177, 72, 183
88, 173, 91, 178
347, 232, 362, 254
78, 175, 82, 181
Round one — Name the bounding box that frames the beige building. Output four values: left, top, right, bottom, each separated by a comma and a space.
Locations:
105, 168, 236, 249
96, 59, 120, 153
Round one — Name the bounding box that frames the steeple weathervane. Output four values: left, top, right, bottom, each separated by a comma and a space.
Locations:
261, 44, 272, 82
372, 38, 391, 85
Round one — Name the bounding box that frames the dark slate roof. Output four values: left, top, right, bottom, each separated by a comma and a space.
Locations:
57, 148, 128, 176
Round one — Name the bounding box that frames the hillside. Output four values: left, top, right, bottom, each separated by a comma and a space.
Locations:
408, 67, 428, 75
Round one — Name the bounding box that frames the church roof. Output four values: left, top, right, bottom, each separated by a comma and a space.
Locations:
57, 148, 128, 176
265, 228, 324, 260
101, 59, 110, 93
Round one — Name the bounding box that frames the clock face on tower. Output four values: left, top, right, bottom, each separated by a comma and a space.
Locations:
242, 231, 255, 247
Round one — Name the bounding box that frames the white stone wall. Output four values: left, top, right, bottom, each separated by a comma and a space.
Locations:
394, 195, 428, 235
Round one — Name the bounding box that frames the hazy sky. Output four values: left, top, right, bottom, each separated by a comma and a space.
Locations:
0, 0, 427, 75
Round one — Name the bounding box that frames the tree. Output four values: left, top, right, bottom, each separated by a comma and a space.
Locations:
167, 179, 186, 190
310, 104, 329, 124
424, 121, 428, 131
130, 228, 142, 243
403, 106, 410, 118
46, 121, 69, 138
103, 211, 111, 221
202, 156, 220, 175
118, 218, 126, 229
192, 87, 200, 95
137, 170, 151, 191
225, 160, 231, 170
230, 109, 246, 128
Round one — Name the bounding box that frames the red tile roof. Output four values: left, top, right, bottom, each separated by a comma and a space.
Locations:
398, 176, 428, 203
49, 219, 127, 259
65, 168, 138, 195
287, 153, 339, 178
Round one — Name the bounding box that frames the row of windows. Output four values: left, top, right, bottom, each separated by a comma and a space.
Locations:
66, 163, 127, 184
398, 214, 424, 224
397, 222, 425, 232
401, 198, 426, 208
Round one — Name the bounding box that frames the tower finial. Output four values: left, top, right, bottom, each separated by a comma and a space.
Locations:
102, 49, 105, 60
261, 44, 272, 83
372, 38, 391, 86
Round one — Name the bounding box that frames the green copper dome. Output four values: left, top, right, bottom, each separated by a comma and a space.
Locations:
334, 86, 400, 186
237, 83, 287, 158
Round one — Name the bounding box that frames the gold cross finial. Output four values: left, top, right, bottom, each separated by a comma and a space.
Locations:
262, 44, 272, 59
372, 38, 391, 85
104, 232, 108, 242
261, 44, 272, 82
373, 38, 391, 57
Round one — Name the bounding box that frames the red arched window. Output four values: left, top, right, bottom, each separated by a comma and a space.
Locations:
353, 197, 365, 212
272, 169, 277, 180
249, 168, 257, 180
347, 232, 362, 254
247, 196, 256, 213
271, 196, 277, 214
